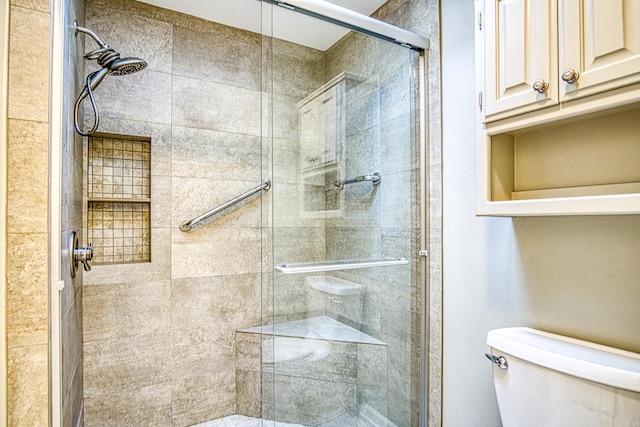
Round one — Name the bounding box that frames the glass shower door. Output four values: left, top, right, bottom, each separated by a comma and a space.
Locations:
262, 2, 424, 426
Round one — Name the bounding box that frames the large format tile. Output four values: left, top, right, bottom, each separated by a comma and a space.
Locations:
171, 325, 235, 381
171, 274, 261, 331
83, 331, 171, 397
151, 175, 172, 228
172, 177, 263, 229
61, 299, 83, 398
271, 39, 324, 99
171, 126, 261, 181
172, 75, 260, 136
379, 63, 413, 124
6, 233, 48, 348
265, 336, 358, 383
86, 3, 173, 74
82, 69, 172, 125
172, 370, 236, 427
271, 92, 302, 141
83, 280, 171, 341
378, 171, 413, 229
173, 24, 260, 90
235, 331, 261, 372
7, 344, 48, 426
235, 370, 261, 418
323, 32, 382, 82
262, 373, 357, 426
10, 0, 49, 13
380, 114, 414, 175
84, 383, 172, 427
62, 363, 84, 427
272, 226, 326, 265
171, 227, 261, 278
7, 119, 49, 234
7, 5, 50, 122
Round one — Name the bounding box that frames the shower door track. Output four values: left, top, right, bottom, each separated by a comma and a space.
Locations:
262, 0, 430, 51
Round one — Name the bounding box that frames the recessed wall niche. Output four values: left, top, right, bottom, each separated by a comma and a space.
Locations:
86, 134, 151, 264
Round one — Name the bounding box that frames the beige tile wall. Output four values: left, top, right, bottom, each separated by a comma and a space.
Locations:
78, 0, 442, 426
5, 0, 51, 426
79, 1, 323, 426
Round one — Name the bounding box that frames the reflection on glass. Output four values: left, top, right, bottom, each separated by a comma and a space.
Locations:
264, 4, 422, 426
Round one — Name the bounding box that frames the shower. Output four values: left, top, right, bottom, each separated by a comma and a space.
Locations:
53, 1, 431, 426
73, 21, 147, 136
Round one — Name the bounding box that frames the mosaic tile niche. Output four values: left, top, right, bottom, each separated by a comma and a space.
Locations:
86, 134, 151, 264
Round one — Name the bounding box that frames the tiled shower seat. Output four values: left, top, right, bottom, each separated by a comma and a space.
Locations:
235, 316, 388, 426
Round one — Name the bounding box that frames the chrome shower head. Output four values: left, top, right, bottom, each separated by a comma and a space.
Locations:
73, 21, 148, 136
108, 57, 147, 76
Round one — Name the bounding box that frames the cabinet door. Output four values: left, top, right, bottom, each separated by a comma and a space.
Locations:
484, 0, 558, 119
560, 0, 640, 101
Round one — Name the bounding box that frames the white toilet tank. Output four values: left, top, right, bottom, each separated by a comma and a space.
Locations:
486, 327, 640, 427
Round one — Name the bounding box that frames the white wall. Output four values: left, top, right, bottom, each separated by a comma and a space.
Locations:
441, 0, 640, 426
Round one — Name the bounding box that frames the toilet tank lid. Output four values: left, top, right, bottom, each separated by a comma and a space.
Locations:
487, 327, 640, 393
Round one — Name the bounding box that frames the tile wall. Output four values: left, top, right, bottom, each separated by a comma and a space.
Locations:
78, 0, 441, 426
80, 1, 323, 425
5, 0, 52, 425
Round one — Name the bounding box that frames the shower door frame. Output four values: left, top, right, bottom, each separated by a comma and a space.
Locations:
50, 0, 66, 426
263, 1, 431, 425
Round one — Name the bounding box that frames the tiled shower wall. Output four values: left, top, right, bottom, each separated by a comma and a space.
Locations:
322, 34, 420, 426
80, 0, 324, 425
5, 1, 52, 425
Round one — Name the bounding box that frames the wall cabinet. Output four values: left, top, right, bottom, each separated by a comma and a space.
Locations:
476, 0, 640, 216
482, 0, 640, 122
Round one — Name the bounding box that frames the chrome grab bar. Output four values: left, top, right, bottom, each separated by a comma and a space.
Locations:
180, 179, 271, 232
334, 172, 382, 189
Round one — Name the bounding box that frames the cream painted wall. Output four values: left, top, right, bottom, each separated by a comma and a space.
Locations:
441, 0, 640, 426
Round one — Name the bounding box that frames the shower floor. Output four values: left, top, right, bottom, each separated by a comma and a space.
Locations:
193, 415, 304, 427
193, 413, 370, 427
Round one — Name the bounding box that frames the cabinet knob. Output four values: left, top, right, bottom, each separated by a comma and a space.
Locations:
561, 69, 580, 84
532, 79, 550, 93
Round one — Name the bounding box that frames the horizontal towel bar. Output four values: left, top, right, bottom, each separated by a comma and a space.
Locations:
334, 172, 382, 189
180, 179, 271, 232
275, 257, 409, 274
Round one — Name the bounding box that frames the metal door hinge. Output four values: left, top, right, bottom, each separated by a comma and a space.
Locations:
419, 250, 429, 257
478, 12, 482, 30
479, 92, 483, 111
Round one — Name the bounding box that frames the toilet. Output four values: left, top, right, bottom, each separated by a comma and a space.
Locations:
486, 327, 640, 427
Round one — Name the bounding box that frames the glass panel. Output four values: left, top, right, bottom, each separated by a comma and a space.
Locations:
263, 3, 422, 426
